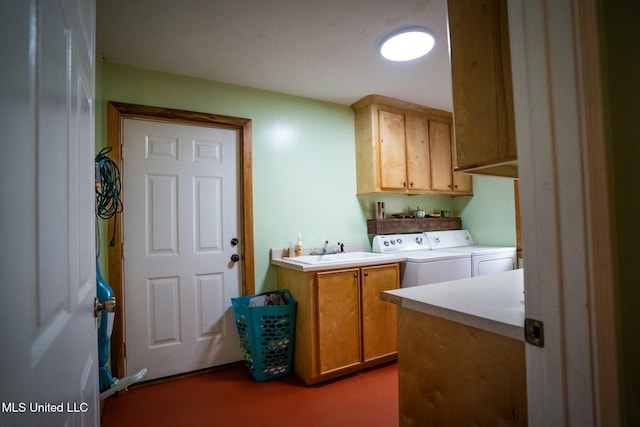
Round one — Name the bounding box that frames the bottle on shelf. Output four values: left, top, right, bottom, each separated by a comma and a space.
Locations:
289, 236, 296, 258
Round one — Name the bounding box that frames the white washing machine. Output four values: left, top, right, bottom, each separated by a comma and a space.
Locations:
372, 233, 471, 288
424, 230, 517, 277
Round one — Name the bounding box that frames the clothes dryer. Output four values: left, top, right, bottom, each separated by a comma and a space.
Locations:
424, 230, 517, 277
372, 233, 471, 288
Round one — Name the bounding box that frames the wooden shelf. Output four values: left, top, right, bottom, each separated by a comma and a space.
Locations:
367, 217, 462, 235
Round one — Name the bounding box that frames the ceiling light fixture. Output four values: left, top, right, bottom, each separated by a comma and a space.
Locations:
379, 28, 435, 61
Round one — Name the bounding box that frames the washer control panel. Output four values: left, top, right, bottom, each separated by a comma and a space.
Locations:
372, 233, 431, 253
424, 230, 474, 249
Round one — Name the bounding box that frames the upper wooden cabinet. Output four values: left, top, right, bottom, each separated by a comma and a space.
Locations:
447, 0, 518, 178
351, 94, 473, 196
430, 119, 473, 194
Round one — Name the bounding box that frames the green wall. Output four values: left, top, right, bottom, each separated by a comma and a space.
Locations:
97, 62, 516, 293
455, 176, 516, 246
360, 176, 517, 247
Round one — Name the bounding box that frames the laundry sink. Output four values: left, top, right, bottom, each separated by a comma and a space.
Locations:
288, 252, 395, 265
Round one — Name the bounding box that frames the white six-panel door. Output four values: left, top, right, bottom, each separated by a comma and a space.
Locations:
0, 0, 98, 425
123, 119, 243, 381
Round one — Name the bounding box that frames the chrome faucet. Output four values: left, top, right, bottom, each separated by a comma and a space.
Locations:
310, 241, 343, 256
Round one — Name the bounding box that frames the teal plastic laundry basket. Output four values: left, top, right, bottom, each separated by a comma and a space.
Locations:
231, 289, 296, 381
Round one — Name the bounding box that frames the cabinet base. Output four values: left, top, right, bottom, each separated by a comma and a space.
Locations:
296, 353, 398, 385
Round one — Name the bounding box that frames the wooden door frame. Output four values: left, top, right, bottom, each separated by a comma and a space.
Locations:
105, 101, 255, 379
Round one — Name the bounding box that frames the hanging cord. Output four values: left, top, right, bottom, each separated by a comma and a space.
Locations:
95, 147, 123, 249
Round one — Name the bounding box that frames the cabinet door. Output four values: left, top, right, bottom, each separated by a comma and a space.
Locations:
430, 119, 454, 192
316, 269, 361, 375
448, 0, 517, 171
361, 264, 399, 362
378, 109, 407, 190
453, 171, 473, 194
405, 114, 431, 191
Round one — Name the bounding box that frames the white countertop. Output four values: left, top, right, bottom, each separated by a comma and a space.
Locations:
382, 269, 525, 341
270, 247, 406, 272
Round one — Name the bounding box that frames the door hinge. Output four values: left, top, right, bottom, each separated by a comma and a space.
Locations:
524, 318, 544, 347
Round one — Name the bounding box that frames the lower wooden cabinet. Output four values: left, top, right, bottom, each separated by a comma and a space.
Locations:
360, 265, 399, 363
396, 307, 527, 425
277, 263, 399, 384
316, 268, 361, 375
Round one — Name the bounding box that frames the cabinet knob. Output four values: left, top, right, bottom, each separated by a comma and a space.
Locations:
364, 272, 369, 277
402, 181, 406, 188
354, 273, 358, 278
409, 181, 414, 188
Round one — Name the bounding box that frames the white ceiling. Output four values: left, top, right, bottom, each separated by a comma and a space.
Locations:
96, 0, 453, 111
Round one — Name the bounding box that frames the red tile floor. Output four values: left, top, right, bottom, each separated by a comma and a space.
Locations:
101, 362, 399, 427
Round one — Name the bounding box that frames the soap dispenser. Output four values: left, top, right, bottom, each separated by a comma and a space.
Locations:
295, 234, 303, 257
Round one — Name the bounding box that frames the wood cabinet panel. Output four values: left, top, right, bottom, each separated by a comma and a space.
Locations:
448, 0, 517, 177
316, 269, 362, 375
276, 268, 317, 383
430, 119, 454, 192
379, 109, 408, 190
430, 120, 473, 194
397, 307, 527, 425
361, 265, 399, 362
453, 170, 473, 194
405, 114, 431, 191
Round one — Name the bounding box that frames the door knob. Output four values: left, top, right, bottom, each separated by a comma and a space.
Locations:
94, 297, 116, 318
230, 238, 239, 246
231, 254, 240, 263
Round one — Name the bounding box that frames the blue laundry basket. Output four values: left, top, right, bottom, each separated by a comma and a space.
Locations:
231, 289, 296, 381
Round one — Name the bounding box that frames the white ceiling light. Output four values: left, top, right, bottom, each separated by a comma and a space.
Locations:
379, 29, 435, 61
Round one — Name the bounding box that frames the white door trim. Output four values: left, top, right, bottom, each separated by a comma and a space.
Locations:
509, 0, 619, 425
